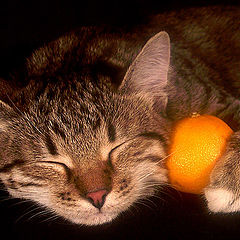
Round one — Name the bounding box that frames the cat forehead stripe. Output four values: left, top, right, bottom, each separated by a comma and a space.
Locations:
107, 122, 116, 142
45, 134, 58, 156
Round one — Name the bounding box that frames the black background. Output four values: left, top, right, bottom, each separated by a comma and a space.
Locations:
3, 0, 240, 239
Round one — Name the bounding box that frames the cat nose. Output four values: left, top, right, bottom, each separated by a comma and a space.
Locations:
86, 189, 108, 209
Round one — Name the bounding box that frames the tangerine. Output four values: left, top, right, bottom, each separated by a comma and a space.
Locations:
167, 114, 233, 194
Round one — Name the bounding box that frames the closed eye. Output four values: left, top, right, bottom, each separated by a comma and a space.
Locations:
108, 141, 128, 166
107, 135, 145, 164
39, 160, 69, 169
38, 160, 72, 181
41, 154, 74, 169
108, 132, 166, 165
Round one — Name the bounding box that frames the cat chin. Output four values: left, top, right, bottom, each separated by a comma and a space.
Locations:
54, 203, 122, 226
204, 188, 240, 213
68, 211, 118, 226
51, 194, 131, 226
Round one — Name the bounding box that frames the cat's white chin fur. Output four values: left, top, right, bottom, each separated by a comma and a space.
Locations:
204, 188, 240, 213
75, 211, 118, 226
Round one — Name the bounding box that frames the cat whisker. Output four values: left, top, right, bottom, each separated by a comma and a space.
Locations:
140, 196, 158, 208
156, 185, 184, 203
151, 193, 168, 203
15, 205, 44, 223
0, 196, 15, 204
0, 197, 32, 207
152, 150, 178, 166
39, 214, 60, 224
128, 203, 141, 217
145, 183, 163, 190
8, 199, 35, 208
137, 172, 155, 182
27, 209, 52, 222
135, 199, 155, 210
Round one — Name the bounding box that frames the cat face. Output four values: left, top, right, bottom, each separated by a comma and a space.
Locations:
0, 32, 171, 225
0, 94, 168, 225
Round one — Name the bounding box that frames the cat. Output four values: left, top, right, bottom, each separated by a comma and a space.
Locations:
0, 6, 239, 226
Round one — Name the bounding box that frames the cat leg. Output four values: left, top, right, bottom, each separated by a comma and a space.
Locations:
204, 131, 240, 213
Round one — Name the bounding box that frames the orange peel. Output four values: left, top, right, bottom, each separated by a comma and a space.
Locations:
167, 114, 233, 194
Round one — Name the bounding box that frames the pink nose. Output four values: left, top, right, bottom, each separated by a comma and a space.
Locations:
86, 189, 108, 209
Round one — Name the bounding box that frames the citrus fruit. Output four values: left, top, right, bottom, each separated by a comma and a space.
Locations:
167, 114, 233, 194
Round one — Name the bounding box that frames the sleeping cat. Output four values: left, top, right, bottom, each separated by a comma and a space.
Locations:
0, 6, 240, 225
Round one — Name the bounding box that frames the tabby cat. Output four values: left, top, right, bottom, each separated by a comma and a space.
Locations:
0, 6, 239, 225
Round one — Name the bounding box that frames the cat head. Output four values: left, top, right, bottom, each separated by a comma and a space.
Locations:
0, 32, 171, 225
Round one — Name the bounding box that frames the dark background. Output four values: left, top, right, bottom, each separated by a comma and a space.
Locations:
3, 0, 240, 239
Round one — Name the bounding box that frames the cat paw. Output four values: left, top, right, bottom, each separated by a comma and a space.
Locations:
204, 188, 240, 213
204, 132, 240, 213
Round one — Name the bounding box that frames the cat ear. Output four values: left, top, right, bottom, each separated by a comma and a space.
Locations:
120, 31, 170, 97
